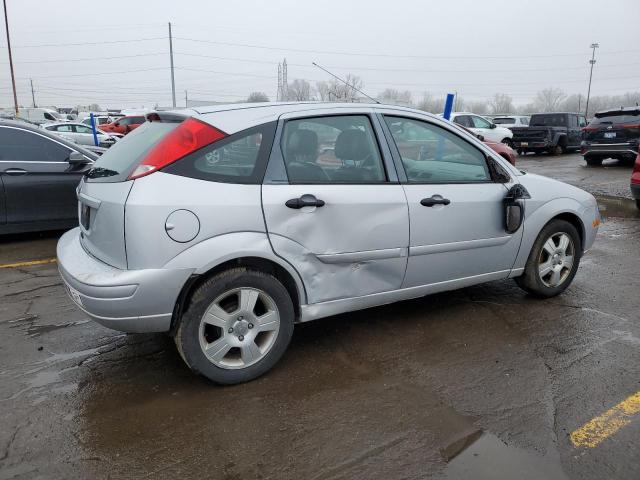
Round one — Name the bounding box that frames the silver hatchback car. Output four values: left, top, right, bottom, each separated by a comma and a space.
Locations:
57, 103, 600, 384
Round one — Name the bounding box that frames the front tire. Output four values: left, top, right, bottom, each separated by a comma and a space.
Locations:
175, 268, 295, 385
585, 155, 603, 166
515, 219, 581, 298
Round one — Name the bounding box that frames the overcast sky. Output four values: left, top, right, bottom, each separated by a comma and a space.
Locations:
1, 0, 638, 109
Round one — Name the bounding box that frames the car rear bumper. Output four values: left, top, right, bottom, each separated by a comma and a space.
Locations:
581, 142, 638, 157
513, 141, 550, 149
56, 228, 194, 333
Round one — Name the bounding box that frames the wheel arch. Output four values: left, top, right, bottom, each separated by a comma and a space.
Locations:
163, 232, 307, 332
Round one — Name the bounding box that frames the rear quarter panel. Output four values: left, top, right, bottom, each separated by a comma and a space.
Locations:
124, 172, 266, 269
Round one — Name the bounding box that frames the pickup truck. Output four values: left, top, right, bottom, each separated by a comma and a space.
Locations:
511, 112, 587, 155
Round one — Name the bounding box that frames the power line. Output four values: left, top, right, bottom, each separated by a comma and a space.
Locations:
1, 52, 166, 64
174, 36, 640, 60
12, 36, 167, 48
177, 67, 276, 79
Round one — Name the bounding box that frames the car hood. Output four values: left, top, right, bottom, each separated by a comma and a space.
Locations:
518, 172, 595, 205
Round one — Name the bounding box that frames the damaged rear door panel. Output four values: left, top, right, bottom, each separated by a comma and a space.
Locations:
262, 109, 410, 304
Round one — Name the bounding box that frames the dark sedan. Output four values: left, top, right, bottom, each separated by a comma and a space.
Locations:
0, 120, 97, 235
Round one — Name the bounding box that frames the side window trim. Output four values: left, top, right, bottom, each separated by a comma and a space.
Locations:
379, 114, 501, 185
278, 113, 390, 185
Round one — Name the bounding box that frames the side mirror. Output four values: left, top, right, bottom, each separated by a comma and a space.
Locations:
503, 184, 530, 234
490, 123, 497, 129
113, 122, 120, 127
68, 151, 90, 165
476, 134, 485, 141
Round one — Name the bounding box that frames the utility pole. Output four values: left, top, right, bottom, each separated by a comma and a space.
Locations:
3, 0, 19, 116
585, 43, 599, 119
184, 89, 187, 108
168, 22, 176, 108
30, 78, 36, 107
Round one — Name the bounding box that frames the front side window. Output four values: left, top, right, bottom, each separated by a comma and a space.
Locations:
0, 127, 70, 162
453, 115, 472, 128
163, 122, 276, 184
471, 115, 492, 129
281, 115, 386, 184
383, 116, 491, 183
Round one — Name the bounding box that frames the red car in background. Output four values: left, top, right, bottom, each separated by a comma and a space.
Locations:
459, 125, 517, 165
100, 115, 146, 135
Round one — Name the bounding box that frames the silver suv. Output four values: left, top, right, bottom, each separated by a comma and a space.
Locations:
57, 103, 600, 384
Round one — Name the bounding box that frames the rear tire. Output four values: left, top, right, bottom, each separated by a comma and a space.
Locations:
548, 145, 562, 156
585, 156, 603, 166
174, 268, 295, 385
636, 199, 640, 210
515, 219, 581, 298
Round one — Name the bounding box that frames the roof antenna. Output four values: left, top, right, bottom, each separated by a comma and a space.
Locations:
312, 62, 380, 104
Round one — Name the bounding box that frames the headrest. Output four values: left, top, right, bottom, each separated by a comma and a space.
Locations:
335, 129, 370, 160
287, 129, 318, 157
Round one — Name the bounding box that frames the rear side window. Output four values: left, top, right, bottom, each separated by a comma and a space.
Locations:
0, 127, 70, 162
85, 121, 177, 182
163, 122, 277, 184
281, 115, 386, 184
530, 115, 566, 127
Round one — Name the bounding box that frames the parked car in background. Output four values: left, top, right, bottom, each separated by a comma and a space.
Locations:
80, 115, 114, 127
581, 107, 640, 166
631, 148, 640, 209
57, 103, 599, 385
511, 112, 586, 155
99, 115, 146, 135
0, 120, 97, 235
448, 112, 514, 146
43, 122, 120, 148
492, 115, 530, 129
18, 107, 68, 125
459, 125, 517, 165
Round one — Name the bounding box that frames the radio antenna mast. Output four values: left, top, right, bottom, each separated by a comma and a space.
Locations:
312, 62, 380, 104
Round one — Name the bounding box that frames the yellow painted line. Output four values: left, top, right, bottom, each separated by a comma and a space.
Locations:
571, 391, 640, 448
0, 258, 57, 269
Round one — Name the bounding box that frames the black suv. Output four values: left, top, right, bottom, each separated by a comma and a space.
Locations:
511, 112, 586, 155
581, 107, 640, 166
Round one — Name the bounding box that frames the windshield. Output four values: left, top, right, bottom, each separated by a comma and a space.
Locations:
530, 114, 566, 127
48, 111, 64, 119
85, 120, 177, 182
493, 117, 515, 124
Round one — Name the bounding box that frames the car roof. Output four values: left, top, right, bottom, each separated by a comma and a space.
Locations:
530, 112, 580, 115
188, 102, 443, 133
594, 106, 640, 116
0, 119, 99, 158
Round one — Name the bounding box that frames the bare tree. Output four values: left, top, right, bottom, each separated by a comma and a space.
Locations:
468, 101, 489, 115
377, 88, 413, 106
416, 92, 444, 113
287, 79, 313, 101
489, 93, 514, 114
534, 88, 566, 112
247, 92, 269, 103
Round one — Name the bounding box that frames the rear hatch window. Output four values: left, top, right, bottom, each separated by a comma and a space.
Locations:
85, 121, 177, 182
590, 112, 640, 126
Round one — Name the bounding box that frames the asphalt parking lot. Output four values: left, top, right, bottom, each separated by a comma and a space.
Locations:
1, 153, 639, 480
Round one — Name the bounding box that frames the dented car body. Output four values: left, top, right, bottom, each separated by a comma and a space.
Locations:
57, 103, 600, 384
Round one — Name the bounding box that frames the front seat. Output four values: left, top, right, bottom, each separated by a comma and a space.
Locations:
285, 129, 327, 183
333, 129, 376, 182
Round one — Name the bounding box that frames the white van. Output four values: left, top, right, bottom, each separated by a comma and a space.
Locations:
18, 107, 67, 124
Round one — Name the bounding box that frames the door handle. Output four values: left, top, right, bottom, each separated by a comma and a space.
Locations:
285, 194, 325, 209
3, 168, 27, 176
420, 196, 451, 207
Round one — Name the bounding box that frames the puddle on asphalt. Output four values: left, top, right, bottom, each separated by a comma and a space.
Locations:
439, 432, 568, 480
596, 195, 640, 220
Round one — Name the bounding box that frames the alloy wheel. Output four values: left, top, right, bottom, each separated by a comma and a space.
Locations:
537, 232, 575, 288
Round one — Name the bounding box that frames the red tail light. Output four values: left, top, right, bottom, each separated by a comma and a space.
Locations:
129, 118, 226, 180
621, 123, 640, 129
582, 127, 598, 132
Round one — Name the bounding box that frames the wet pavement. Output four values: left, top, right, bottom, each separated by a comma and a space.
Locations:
1, 156, 639, 479
517, 152, 634, 200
